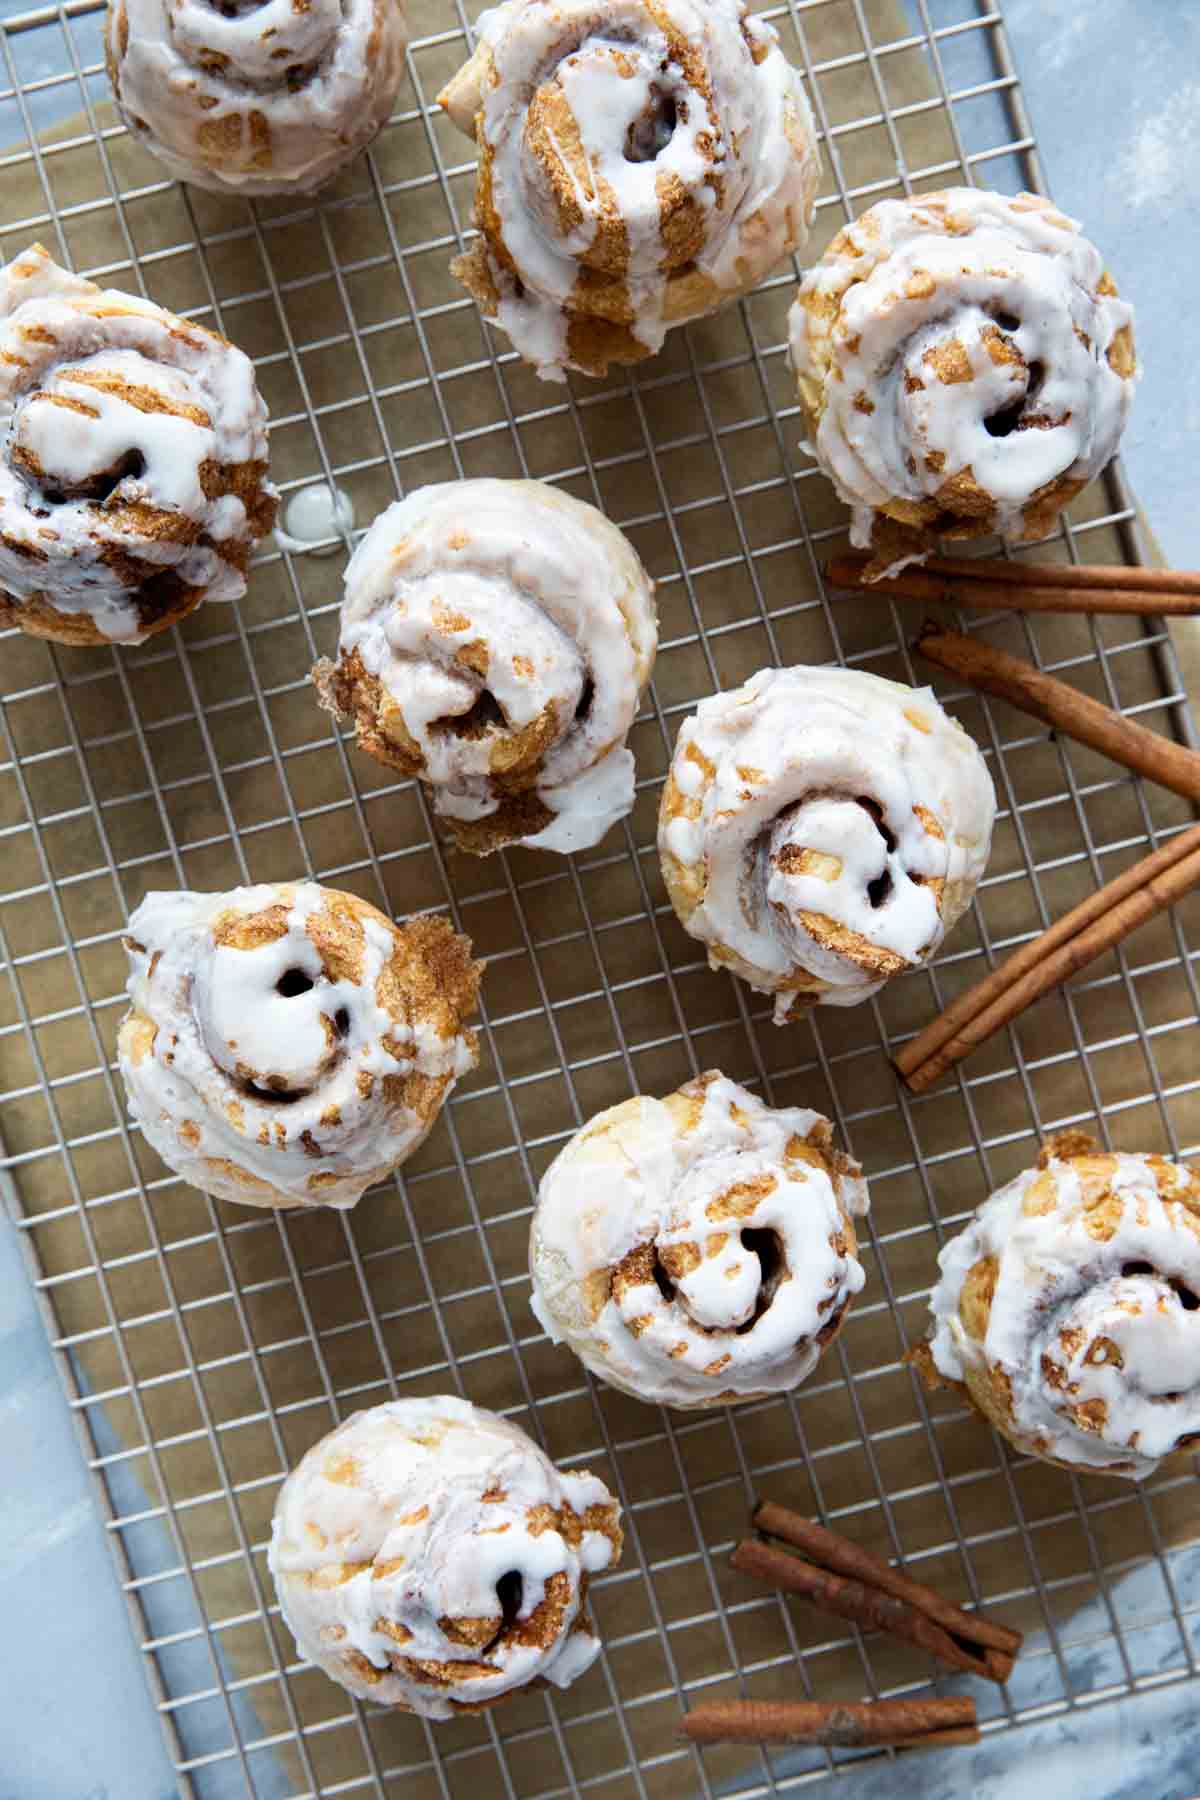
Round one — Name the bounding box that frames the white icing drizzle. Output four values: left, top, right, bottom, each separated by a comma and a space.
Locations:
788, 189, 1137, 565
332, 478, 657, 853
522, 742, 638, 853
530, 1071, 868, 1408
441, 0, 820, 380
118, 882, 479, 1210
107, 0, 409, 196
926, 1145, 1200, 1480
659, 665, 996, 1018
269, 1395, 621, 1718
0, 245, 274, 642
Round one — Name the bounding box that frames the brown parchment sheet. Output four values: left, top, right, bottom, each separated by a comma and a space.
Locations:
1, 1, 1198, 1795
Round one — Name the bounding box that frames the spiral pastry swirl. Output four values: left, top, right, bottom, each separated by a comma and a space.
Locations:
530, 1072, 868, 1409
269, 1396, 622, 1717
0, 246, 276, 645
659, 666, 995, 1019
106, 0, 409, 196
440, 0, 820, 380
916, 1134, 1200, 1480
316, 478, 658, 855
118, 882, 482, 1211
789, 189, 1138, 576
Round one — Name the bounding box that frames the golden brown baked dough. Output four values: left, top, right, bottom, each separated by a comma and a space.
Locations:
440, 0, 820, 380
0, 246, 276, 645
914, 1133, 1200, 1479
789, 188, 1138, 576
269, 1396, 622, 1716
105, 0, 409, 196
315, 478, 658, 856
530, 1071, 868, 1408
659, 665, 995, 1017
119, 881, 482, 1211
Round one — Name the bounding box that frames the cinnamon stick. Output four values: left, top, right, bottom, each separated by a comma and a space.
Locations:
754, 1501, 1021, 1662
896, 823, 1200, 1088
680, 1696, 978, 1748
827, 554, 1200, 616
897, 828, 1200, 1091
916, 626, 1200, 805
732, 1539, 1016, 1683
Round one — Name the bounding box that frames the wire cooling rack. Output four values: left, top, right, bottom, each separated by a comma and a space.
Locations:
2, 1, 1199, 1795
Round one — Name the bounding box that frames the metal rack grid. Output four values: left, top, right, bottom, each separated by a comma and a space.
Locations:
1, 0, 1198, 1795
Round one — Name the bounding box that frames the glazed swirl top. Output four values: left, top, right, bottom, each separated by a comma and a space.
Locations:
659, 666, 996, 1017
107, 0, 409, 196
442, 0, 820, 378
927, 1139, 1200, 1479
0, 246, 274, 643
119, 883, 481, 1210
322, 478, 657, 855
789, 189, 1137, 570
269, 1396, 621, 1717
531, 1072, 868, 1408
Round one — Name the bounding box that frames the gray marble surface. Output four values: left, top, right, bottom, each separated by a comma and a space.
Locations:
2, 2, 1198, 1797
0, 1190, 176, 1799
1003, 0, 1200, 568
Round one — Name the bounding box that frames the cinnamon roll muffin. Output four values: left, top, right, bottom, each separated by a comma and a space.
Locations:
0, 246, 276, 645
315, 479, 658, 855
530, 1071, 868, 1408
659, 666, 996, 1018
106, 0, 409, 196
118, 882, 482, 1210
269, 1396, 622, 1716
440, 0, 820, 380
913, 1134, 1200, 1480
789, 189, 1138, 576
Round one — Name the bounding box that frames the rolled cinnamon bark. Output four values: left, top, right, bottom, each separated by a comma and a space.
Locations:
916, 626, 1200, 805
754, 1502, 1022, 1661
834, 553, 1200, 598
680, 1696, 978, 1748
826, 556, 1200, 617
732, 1539, 1015, 1682
896, 827, 1200, 1092
827, 554, 1200, 619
